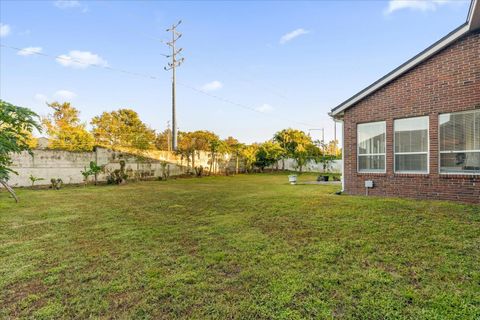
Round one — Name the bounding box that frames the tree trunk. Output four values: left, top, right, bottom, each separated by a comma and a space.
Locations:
0, 179, 18, 203
282, 158, 285, 171
209, 153, 213, 175
235, 154, 239, 175
212, 154, 216, 174
192, 151, 195, 172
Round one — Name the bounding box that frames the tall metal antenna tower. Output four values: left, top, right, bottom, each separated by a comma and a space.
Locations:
164, 20, 184, 151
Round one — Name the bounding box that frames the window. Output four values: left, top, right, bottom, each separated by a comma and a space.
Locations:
357, 121, 386, 173
439, 109, 480, 174
394, 116, 429, 173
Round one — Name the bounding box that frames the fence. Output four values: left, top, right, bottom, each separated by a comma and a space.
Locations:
8, 148, 205, 187
7, 147, 341, 187
269, 158, 342, 173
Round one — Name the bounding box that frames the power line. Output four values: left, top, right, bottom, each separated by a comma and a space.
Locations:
1, 43, 318, 128
0, 44, 160, 80
176, 81, 316, 127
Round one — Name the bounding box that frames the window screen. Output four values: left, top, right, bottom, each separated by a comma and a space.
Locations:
439, 110, 480, 174
357, 121, 386, 172
394, 116, 429, 173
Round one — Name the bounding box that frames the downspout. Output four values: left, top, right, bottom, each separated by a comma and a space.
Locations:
340, 119, 345, 192
332, 118, 345, 193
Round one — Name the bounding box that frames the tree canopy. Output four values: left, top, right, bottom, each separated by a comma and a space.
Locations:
254, 141, 284, 171
273, 128, 320, 171
91, 109, 156, 150
0, 100, 41, 201
42, 102, 94, 151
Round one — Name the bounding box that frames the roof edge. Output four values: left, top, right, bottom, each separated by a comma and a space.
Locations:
468, 0, 480, 30
330, 0, 478, 118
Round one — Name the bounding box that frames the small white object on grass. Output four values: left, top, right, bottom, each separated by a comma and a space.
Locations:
288, 175, 297, 185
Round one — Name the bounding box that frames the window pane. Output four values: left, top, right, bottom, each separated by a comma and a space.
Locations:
395, 154, 428, 172
440, 110, 480, 174
359, 155, 385, 172
358, 122, 385, 155
394, 117, 428, 153
440, 110, 479, 152
440, 152, 480, 173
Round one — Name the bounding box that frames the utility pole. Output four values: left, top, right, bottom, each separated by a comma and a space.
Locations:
308, 128, 325, 146
309, 127, 326, 164
167, 121, 171, 152
164, 20, 184, 151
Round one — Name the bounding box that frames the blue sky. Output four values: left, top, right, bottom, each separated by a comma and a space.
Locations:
0, 0, 471, 143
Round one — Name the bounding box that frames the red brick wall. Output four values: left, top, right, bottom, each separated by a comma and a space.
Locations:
343, 30, 480, 203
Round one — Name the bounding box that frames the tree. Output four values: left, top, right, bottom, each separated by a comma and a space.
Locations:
0, 100, 41, 202
241, 144, 259, 173
273, 129, 303, 170
273, 129, 316, 172
42, 102, 94, 151
293, 143, 321, 172
155, 128, 172, 151
254, 141, 284, 172
191, 131, 217, 173
91, 109, 156, 150
176, 131, 196, 172
324, 139, 341, 159
176, 130, 219, 174
209, 137, 229, 175
80, 161, 102, 186
224, 136, 244, 174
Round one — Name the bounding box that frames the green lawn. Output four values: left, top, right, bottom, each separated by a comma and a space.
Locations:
1, 174, 479, 319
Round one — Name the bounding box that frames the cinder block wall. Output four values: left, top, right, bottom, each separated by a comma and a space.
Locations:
342, 31, 480, 203
8, 148, 186, 187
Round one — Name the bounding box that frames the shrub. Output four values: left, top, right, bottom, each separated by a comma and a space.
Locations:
194, 165, 203, 177
161, 161, 170, 180
107, 160, 128, 184
29, 174, 45, 187
50, 178, 63, 190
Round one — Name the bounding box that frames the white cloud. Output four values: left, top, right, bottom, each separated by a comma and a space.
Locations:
256, 103, 274, 113
54, 0, 81, 9
385, 0, 457, 15
17, 47, 43, 56
34, 93, 48, 102
0, 23, 11, 37
53, 0, 88, 12
56, 50, 108, 69
54, 90, 77, 100
279, 28, 309, 45
201, 80, 223, 91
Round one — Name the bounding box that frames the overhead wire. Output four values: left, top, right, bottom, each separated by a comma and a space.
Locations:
0, 44, 318, 128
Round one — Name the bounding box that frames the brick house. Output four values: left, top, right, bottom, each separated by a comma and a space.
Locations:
330, 0, 480, 203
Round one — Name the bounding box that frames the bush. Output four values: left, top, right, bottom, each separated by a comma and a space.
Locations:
50, 178, 63, 190
107, 160, 128, 184
194, 165, 204, 177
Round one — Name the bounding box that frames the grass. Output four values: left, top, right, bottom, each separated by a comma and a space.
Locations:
0, 173, 479, 319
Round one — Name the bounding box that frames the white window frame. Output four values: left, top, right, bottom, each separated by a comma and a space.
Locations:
438, 109, 480, 176
357, 121, 386, 174
393, 116, 430, 174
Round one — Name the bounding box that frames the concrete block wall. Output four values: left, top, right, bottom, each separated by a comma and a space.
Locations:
269, 159, 342, 173
7, 148, 187, 187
